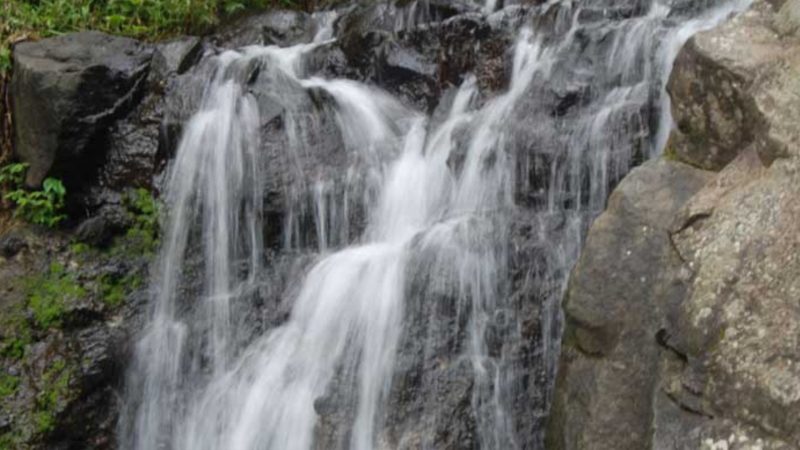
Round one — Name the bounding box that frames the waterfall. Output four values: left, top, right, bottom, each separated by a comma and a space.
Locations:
119, 1, 751, 449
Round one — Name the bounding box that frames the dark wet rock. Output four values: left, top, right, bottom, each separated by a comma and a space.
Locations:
0, 232, 27, 258
157, 56, 216, 162
11, 32, 153, 188
334, 0, 473, 39
330, 10, 517, 110
150, 36, 203, 83
100, 120, 161, 192
0, 219, 151, 449
75, 216, 116, 248
215, 10, 317, 48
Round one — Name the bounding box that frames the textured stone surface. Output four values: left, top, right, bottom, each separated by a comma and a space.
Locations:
667, 0, 800, 170
547, 159, 713, 450
551, 1, 800, 448
11, 32, 152, 187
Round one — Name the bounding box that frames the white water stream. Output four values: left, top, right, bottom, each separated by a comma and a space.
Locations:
120, 1, 751, 449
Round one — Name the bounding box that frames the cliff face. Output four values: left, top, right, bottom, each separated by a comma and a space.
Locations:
548, 1, 800, 448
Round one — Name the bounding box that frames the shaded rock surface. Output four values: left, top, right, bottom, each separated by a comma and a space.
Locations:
0, 220, 151, 449
550, 1, 800, 448
11, 32, 153, 189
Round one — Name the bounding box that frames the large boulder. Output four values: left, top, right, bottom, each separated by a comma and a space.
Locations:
666, 152, 800, 448
667, 0, 800, 170
547, 158, 713, 450
550, 1, 800, 448
11, 32, 153, 188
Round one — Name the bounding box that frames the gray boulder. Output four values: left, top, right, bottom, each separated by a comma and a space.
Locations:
11, 31, 152, 187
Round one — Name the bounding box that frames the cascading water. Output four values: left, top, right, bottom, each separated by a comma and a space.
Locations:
120, 1, 751, 449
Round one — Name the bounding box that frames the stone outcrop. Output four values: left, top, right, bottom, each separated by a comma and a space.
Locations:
549, 1, 800, 448
667, 0, 800, 170
11, 32, 153, 188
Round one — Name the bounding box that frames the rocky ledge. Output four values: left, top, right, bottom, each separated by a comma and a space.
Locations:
548, 1, 800, 449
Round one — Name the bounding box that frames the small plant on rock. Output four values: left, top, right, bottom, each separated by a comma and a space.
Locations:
26, 262, 85, 329
0, 373, 19, 399
1, 163, 67, 228
120, 187, 161, 255
33, 359, 71, 434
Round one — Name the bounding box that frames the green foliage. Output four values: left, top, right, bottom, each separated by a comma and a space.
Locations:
0, 162, 26, 186
1, 336, 27, 360
0, 431, 19, 450
117, 187, 161, 255
0, 302, 31, 360
0, 374, 19, 399
99, 272, 141, 307
1, 0, 306, 76
1, 163, 67, 227
0, 47, 10, 73
68, 242, 91, 256
127, 188, 159, 232
26, 263, 85, 329
33, 359, 71, 434
5, 178, 67, 228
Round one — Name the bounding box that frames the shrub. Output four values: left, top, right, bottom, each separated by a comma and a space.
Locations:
5, 178, 67, 228
0, 162, 25, 186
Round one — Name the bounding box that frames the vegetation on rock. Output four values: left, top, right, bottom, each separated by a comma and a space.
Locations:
33, 359, 72, 435
0, 163, 66, 228
121, 187, 161, 255
1, 0, 303, 75
27, 262, 85, 329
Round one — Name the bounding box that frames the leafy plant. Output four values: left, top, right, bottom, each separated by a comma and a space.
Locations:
5, 178, 67, 227
0, 162, 26, 186
26, 262, 85, 329
1, 162, 67, 227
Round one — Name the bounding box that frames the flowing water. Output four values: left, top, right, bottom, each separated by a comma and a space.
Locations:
120, 1, 751, 449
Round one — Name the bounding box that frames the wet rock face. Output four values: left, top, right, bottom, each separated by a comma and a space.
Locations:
0, 224, 151, 449
11, 32, 153, 189
215, 10, 318, 48
550, 1, 800, 448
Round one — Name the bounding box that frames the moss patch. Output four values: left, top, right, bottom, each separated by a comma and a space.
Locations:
33, 359, 72, 435
99, 272, 142, 307
26, 263, 85, 329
